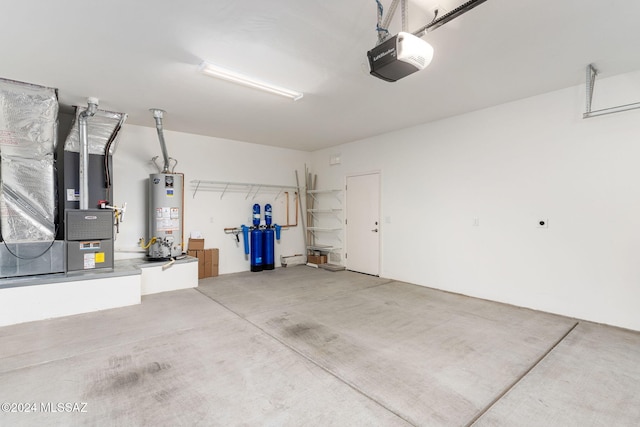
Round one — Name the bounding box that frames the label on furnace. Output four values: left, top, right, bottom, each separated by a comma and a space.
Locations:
84, 253, 95, 269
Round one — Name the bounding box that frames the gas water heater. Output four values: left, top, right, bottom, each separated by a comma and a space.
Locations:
148, 173, 183, 259
146, 109, 183, 260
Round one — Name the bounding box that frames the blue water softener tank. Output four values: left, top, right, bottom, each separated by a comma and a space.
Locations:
250, 204, 263, 272
263, 204, 275, 270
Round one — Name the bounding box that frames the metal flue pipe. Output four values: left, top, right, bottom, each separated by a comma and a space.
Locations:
150, 109, 170, 173
78, 97, 99, 210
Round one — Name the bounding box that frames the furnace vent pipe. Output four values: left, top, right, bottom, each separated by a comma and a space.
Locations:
150, 109, 170, 173
78, 97, 99, 210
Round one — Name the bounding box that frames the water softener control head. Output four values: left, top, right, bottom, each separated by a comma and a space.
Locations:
252, 204, 261, 227
265, 204, 272, 226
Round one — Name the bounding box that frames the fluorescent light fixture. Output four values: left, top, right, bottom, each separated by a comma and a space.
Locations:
199, 61, 303, 101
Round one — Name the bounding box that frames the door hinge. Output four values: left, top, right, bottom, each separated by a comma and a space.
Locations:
345, 253, 347, 259
345, 219, 347, 225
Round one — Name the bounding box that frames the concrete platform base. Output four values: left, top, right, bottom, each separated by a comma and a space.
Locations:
0, 257, 197, 327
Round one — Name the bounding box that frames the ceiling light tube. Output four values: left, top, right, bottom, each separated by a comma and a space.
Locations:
199, 61, 303, 101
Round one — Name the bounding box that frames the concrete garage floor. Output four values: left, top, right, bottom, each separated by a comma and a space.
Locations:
1, 267, 639, 426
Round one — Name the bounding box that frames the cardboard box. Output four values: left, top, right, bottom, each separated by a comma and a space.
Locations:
203, 248, 219, 278
188, 248, 219, 279
188, 238, 205, 250
187, 249, 204, 279
307, 255, 327, 265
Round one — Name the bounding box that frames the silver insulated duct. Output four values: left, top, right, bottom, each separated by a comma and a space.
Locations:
0, 78, 58, 242
0, 78, 64, 277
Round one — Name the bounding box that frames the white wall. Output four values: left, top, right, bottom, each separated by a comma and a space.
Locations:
311, 70, 640, 331
112, 124, 309, 274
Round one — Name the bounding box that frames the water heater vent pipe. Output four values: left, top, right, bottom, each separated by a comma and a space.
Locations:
150, 109, 170, 173
79, 97, 99, 210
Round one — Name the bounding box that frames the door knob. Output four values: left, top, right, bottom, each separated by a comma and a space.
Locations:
371, 228, 378, 232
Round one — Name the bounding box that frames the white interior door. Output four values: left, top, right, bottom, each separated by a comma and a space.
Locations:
346, 173, 380, 276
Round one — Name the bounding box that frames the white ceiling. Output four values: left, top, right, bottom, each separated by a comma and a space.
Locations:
1, 0, 639, 151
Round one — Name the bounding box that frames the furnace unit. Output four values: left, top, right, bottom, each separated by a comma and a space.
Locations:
65, 209, 114, 272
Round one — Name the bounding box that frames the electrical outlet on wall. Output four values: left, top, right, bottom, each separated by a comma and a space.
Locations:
537, 219, 549, 228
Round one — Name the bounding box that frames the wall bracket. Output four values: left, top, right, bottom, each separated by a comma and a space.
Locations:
583, 63, 640, 119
